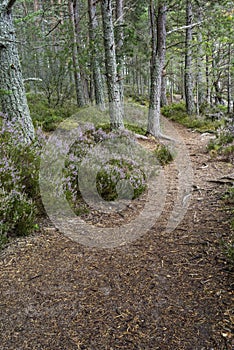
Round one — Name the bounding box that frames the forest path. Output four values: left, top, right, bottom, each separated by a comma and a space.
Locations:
0, 120, 233, 350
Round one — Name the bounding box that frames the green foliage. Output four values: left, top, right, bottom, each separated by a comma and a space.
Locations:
96, 159, 146, 201
221, 185, 234, 266
0, 89, 12, 96
0, 189, 35, 237
222, 187, 234, 205
63, 125, 148, 214
154, 144, 174, 166
0, 118, 43, 247
126, 94, 149, 107
222, 236, 234, 266
27, 93, 79, 131
0, 234, 8, 250
207, 131, 234, 159
96, 123, 147, 136
161, 102, 220, 132
125, 123, 146, 135
96, 123, 111, 133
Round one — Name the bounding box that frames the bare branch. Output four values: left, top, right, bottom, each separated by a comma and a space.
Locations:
167, 21, 204, 35
167, 41, 185, 49
45, 19, 62, 37
23, 78, 42, 83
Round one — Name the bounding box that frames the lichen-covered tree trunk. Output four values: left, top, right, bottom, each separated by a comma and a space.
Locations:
88, 0, 105, 110
147, 1, 167, 137
0, 0, 35, 142
101, 0, 124, 129
68, 0, 85, 107
184, 0, 195, 116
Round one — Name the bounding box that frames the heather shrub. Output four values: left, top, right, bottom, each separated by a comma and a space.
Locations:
0, 189, 35, 237
154, 144, 174, 165
96, 158, 146, 201
0, 115, 44, 244
62, 125, 148, 213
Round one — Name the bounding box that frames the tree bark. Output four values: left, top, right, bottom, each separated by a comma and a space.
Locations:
147, 1, 167, 137
161, 69, 168, 107
227, 43, 232, 114
101, 0, 124, 129
0, 0, 35, 142
88, 0, 105, 110
184, 0, 195, 116
205, 49, 211, 105
68, 0, 85, 107
196, 8, 204, 114
115, 0, 124, 107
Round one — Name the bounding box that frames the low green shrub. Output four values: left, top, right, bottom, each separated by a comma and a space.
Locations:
161, 102, 221, 132
222, 236, 234, 266
154, 144, 174, 166
207, 131, 234, 160
221, 186, 234, 267
125, 123, 146, 136
222, 187, 234, 205
0, 189, 35, 237
96, 123, 147, 136
62, 125, 148, 213
96, 159, 146, 201
0, 234, 8, 250
27, 93, 79, 131
0, 116, 44, 247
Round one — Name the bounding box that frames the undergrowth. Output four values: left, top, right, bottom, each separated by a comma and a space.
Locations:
161, 102, 221, 132
0, 116, 44, 248
27, 93, 79, 131
55, 125, 149, 214
154, 144, 174, 165
207, 130, 234, 161
221, 186, 234, 267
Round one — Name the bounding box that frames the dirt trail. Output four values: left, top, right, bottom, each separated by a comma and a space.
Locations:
0, 122, 233, 350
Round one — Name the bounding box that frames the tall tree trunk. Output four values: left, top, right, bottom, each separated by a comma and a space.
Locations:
196, 8, 204, 114
227, 43, 232, 114
68, 0, 85, 107
205, 50, 211, 105
161, 68, 168, 107
147, 1, 167, 137
101, 0, 124, 129
184, 0, 195, 115
88, 0, 105, 110
0, 0, 34, 142
115, 0, 124, 106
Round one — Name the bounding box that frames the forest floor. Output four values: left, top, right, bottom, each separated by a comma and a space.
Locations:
0, 119, 233, 350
